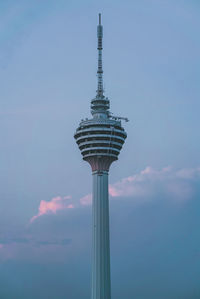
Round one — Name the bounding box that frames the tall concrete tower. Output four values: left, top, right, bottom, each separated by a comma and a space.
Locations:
74, 14, 127, 299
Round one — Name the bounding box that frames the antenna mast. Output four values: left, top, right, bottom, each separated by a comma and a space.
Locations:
97, 13, 103, 97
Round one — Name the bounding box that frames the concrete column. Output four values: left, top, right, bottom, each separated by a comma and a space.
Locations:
91, 171, 111, 299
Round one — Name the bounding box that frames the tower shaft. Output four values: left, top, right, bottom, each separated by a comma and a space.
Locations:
92, 171, 111, 299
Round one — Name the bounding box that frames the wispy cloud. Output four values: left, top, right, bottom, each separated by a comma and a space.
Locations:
0, 235, 72, 262
108, 166, 200, 201
30, 196, 74, 223
80, 166, 200, 206
176, 167, 200, 179
36, 239, 72, 246
0, 235, 72, 247
80, 194, 92, 206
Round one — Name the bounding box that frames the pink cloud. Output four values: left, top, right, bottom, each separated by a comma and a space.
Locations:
0, 244, 4, 249
31, 166, 200, 223
108, 166, 200, 201
30, 196, 74, 223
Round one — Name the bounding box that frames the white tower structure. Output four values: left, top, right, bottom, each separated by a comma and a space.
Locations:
74, 14, 127, 299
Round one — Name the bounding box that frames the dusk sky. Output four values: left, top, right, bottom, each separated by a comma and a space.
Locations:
1, 0, 200, 298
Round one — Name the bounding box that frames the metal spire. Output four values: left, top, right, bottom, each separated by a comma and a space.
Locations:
97, 13, 103, 97
91, 13, 110, 118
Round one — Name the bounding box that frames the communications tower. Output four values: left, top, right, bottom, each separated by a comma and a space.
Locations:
74, 14, 127, 299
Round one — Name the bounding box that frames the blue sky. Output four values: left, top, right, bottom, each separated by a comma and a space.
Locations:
0, 1, 200, 298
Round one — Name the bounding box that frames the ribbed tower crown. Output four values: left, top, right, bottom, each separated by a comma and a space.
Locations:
74, 14, 127, 172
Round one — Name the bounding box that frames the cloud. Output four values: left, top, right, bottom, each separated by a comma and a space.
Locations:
0, 237, 29, 245
36, 239, 72, 246
0, 235, 73, 262
30, 196, 74, 223
80, 194, 92, 206
176, 168, 200, 179
0, 235, 72, 249
108, 166, 200, 201
30, 166, 200, 223
80, 166, 200, 205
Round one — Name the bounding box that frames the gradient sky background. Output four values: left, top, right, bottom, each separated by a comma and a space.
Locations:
0, 0, 200, 298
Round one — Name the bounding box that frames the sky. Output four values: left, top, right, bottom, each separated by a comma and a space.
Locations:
0, 0, 200, 298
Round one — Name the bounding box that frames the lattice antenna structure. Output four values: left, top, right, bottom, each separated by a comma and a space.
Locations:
97, 13, 103, 97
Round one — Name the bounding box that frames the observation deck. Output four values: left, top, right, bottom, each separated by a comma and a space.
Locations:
74, 117, 127, 171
